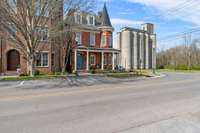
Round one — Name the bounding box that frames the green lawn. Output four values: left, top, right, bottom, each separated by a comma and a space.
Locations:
0, 75, 65, 81
106, 70, 155, 78
0, 70, 157, 81
157, 69, 200, 73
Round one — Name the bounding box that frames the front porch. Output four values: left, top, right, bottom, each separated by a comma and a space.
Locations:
73, 47, 120, 72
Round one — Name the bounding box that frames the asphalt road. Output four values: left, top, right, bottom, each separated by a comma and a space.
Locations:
1, 72, 200, 133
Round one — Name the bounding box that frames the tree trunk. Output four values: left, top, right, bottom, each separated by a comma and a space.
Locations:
62, 48, 71, 74
28, 55, 35, 77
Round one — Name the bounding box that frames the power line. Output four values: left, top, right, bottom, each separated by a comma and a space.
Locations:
165, 0, 195, 13
158, 27, 200, 42
165, 1, 200, 18
156, 0, 200, 19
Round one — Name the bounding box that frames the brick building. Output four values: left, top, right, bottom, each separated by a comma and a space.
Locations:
70, 4, 120, 72
0, 2, 119, 75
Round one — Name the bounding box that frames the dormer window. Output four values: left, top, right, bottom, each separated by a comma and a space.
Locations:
75, 13, 82, 24
87, 15, 95, 26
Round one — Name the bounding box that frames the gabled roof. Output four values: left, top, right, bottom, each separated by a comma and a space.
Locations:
101, 3, 112, 27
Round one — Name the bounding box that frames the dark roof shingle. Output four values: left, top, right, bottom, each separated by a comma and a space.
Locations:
101, 3, 112, 27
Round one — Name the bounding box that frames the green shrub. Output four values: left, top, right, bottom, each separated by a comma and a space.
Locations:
191, 65, 200, 70
158, 65, 165, 69
19, 73, 29, 77
176, 64, 188, 70
165, 64, 188, 70
33, 70, 40, 76
54, 72, 62, 75
164, 65, 175, 70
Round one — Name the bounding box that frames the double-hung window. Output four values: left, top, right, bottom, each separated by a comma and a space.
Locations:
90, 55, 96, 65
75, 32, 82, 45
75, 13, 82, 24
108, 35, 113, 47
8, 24, 17, 40
8, 0, 17, 13
101, 35, 106, 47
40, 27, 48, 41
104, 55, 107, 65
90, 33, 96, 46
88, 16, 95, 25
36, 53, 49, 67
35, 0, 49, 17
36, 27, 48, 41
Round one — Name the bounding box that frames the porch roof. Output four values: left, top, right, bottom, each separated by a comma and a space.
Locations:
75, 46, 120, 53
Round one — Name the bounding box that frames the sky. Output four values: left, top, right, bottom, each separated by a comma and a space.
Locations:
96, 0, 200, 50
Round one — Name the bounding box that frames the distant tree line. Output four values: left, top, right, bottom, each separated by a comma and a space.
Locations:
157, 40, 200, 70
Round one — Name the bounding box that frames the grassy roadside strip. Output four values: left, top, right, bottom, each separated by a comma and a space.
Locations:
106, 70, 155, 78
157, 69, 200, 73
0, 70, 157, 81
0, 75, 66, 81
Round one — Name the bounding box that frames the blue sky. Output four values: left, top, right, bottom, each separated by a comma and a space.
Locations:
96, 0, 200, 49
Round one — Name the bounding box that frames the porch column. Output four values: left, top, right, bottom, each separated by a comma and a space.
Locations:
86, 51, 89, 71
101, 52, 104, 70
74, 49, 77, 71
112, 52, 115, 70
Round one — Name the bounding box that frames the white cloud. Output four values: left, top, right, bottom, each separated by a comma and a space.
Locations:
127, 0, 200, 25
111, 18, 144, 26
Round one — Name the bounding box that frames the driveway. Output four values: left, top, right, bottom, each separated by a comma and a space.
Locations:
1, 72, 200, 133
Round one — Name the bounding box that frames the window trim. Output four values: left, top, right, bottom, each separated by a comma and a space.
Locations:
36, 26, 49, 42
75, 32, 82, 45
87, 15, 95, 26
75, 12, 82, 24
109, 35, 113, 47
104, 55, 107, 65
8, 0, 17, 14
101, 35, 106, 47
90, 54, 96, 65
90, 33, 96, 46
35, 0, 49, 17
36, 52, 49, 67
8, 23, 17, 40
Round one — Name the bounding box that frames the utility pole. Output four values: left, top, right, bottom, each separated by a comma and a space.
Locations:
0, 37, 2, 74
188, 34, 192, 70
183, 34, 191, 70
185, 34, 192, 70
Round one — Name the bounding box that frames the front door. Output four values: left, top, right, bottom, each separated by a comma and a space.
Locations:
77, 53, 84, 70
7, 50, 20, 71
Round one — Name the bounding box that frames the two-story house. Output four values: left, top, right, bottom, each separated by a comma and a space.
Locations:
70, 4, 120, 72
